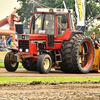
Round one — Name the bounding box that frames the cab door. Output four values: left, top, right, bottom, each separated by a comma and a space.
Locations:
54, 14, 68, 49
44, 14, 55, 48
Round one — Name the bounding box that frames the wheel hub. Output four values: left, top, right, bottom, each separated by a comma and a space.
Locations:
79, 43, 89, 68
44, 59, 50, 70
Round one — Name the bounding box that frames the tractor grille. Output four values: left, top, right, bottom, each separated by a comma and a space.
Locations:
19, 41, 29, 52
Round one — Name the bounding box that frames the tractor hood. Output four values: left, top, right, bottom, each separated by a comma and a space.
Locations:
30, 34, 47, 40
18, 34, 47, 40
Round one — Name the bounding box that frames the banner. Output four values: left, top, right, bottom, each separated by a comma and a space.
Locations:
75, 0, 85, 26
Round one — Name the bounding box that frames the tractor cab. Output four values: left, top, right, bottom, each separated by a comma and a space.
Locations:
31, 8, 74, 34
29, 8, 74, 48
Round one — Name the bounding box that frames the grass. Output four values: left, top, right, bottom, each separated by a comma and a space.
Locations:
0, 62, 23, 68
0, 77, 100, 83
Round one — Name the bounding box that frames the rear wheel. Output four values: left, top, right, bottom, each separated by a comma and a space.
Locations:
60, 34, 94, 74
4, 52, 18, 72
60, 34, 81, 73
72, 35, 95, 73
37, 54, 52, 74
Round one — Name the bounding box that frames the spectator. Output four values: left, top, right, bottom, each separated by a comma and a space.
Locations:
91, 32, 100, 49
7, 34, 13, 46
10, 40, 16, 49
7, 34, 16, 49
0, 35, 6, 48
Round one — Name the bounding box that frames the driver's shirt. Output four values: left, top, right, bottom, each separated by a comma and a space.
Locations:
91, 37, 99, 49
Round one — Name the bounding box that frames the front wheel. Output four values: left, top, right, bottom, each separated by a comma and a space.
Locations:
37, 54, 52, 74
4, 53, 19, 72
22, 60, 31, 71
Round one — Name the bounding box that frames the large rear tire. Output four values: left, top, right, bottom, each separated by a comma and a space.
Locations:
60, 34, 95, 74
60, 34, 81, 73
4, 53, 18, 72
72, 35, 95, 73
37, 54, 52, 74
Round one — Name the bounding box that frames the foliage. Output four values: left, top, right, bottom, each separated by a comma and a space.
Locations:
16, 0, 100, 24
86, 0, 100, 20
85, 24, 100, 38
16, 0, 34, 24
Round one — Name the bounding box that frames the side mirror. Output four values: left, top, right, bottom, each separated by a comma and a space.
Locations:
81, 26, 88, 32
20, 13, 24, 22
61, 15, 67, 23
86, 26, 88, 31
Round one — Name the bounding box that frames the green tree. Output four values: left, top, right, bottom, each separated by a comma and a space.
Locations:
16, 0, 33, 24
16, 0, 100, 24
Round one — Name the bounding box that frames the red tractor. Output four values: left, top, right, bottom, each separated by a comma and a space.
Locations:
4, 8, 95, 74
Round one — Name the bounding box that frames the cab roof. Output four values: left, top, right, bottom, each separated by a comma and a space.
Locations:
35, 8, 73, 14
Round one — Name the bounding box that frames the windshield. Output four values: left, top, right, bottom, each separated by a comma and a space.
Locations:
31, 13, 55, 35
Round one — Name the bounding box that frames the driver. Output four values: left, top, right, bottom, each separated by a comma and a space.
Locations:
45, 15, 54, 35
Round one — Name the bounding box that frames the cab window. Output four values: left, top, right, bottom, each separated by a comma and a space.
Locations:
57, 15, 68, 35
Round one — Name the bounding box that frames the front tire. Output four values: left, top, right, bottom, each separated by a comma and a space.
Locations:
4, 53, 18, 72
37, 54, 52, 74
28, 61, 37, 71
22, 60, 31, 71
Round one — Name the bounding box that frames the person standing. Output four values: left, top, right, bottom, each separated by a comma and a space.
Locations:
7, 34, 13, 46
91, 32, 100, 49
0, 35, 6, 48
7, 34, 16, 48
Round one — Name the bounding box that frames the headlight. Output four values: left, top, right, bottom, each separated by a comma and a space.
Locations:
19, 48, 22, 52
25, 49, 29, 52
37, 52, 40, 55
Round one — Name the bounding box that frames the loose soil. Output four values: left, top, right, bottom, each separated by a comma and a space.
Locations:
0, 81, 100, 100
0, 68, 100, 100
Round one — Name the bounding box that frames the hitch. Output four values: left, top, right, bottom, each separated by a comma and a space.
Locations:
14, 53, 33, 62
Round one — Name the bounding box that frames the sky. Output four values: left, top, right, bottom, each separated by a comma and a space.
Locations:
0, 0, 20, 20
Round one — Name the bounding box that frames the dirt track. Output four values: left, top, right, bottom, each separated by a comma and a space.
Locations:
0, 68, 100, 77
0, 82, 100, 100
1, 68, 100, 100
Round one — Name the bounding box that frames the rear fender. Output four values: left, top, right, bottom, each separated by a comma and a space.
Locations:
69, 31, 84, 40
64, 31, 84, 41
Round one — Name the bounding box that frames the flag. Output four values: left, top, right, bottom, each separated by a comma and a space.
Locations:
75, 0, 85, 26
63, 1, 67, 9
